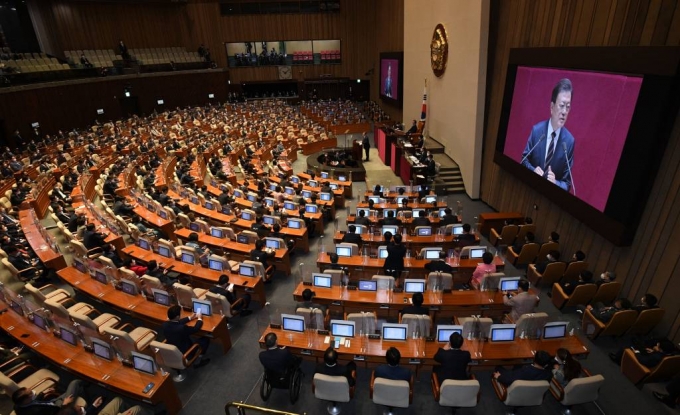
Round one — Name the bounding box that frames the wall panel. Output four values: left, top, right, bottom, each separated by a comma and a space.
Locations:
483, 0, 680, 342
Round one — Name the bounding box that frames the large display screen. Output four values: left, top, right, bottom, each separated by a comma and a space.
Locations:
379, 52, 403, 106
502, 66, 642, 212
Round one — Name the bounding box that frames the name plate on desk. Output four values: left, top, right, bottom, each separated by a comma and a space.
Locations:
354, 355, 365, 361
301, 349, 312, 356
408, 359, 421, 364
368, 334, 381, 340
317, 329, 329, 335
270, 323, 281, 329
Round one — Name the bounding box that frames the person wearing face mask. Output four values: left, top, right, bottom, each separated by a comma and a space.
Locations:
633, 293, 659, 313
552, 348, 582, 386
559, 270, 594, 295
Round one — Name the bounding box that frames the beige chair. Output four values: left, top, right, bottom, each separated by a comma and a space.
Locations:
141, 275, 164, 298
431, 373, 480, 414
400, 313, 432, 338
561, 261, 589, 285
371, 275, 395, 290
0, 365, 59, 397
456, 316, 493, 340
313, 372, 356, 414
549, 370, 605, 414
44, 297, 94, 321
527, 262, 566, 288
239, 230, 259, 244
621, 349, 680, 385
172, 282, 207, 309
70, 239, 103, 259
510, 312, 549, 339
1, 258, 40, 282
535, 242, 559, 263
551, 284, 597, 310
426, 272, 453, 291
24, 282, 70, 306
492, 378, 550, 412
296, 307, 327, 330
506, 243, 539, 267
346, 312, 377, 335
205, 291, 244, 329
371, 371, 413, 414
102, 324, 157, 359
490, 225, 519, 247
69, 308, 120, 335
325, 269, 345, 286
581, 309, 637, 339
244, 259, 272, 280
150, 340, 201, 382
627, 308, 665, 336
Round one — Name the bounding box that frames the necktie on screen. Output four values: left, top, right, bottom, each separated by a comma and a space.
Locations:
545, 131, 556, 168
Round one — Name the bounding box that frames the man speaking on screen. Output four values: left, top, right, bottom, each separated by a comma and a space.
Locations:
521, 78, 575, 192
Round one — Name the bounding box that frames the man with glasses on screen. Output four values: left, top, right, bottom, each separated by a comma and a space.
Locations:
521, 78, 575, 192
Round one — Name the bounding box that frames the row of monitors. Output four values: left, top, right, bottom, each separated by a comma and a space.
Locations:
280, 315, 569, 342
310, 273, 521, 292
348, 224, 462, 237
137, 235, 281, 263
357, 207, 449, 219
334, 245, 487, 259
365, 195, 438, 205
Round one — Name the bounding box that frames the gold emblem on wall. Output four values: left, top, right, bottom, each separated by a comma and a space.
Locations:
430, 23, 448, 77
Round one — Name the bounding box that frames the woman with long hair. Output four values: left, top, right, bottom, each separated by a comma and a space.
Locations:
553, 347, 582, 386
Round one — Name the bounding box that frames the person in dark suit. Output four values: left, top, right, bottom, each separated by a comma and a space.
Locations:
379, 210, 402, 226
424, 251, 453, 273
341, 225, 363, 245
259, 333, 299, 374
535, 250, 560, 275
584, 298, 632, 323
250, 239, 275, 281
354, 209, 370, 226
456, 224, 476, 244
434, 333, 471, 382
610, 339, 676, 367
83, 223, 107, 250
412, 210, 431, 227
362, 132, 370, 161
521, 79, 575, 192
162, 305, 210, 368
316, 347, 357, 386
439, 208, 459, 226
375, 347, 411, 382
384, 233, 406, 281
296, 288, 327, 314
406, 120, 418, 135
209, 274, 251, 314
493, 350, 553, 386
400, 292, 429, 316
512, 231, 535, 254
595, 270, 616, 288
633, 293, 659, 313
560, 270, 593, 295
12, 380, 86, 415
101, 243, 124, 268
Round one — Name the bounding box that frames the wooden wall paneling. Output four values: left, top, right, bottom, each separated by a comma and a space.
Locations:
372, 0, 403, 121
483, 0, 680, 342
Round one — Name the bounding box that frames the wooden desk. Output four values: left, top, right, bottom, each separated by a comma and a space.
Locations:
18, 210, 67, 270
356, 201, 447, 210
298, 172, 353, 198
479, 212, 524, 236
121, 245, 266, 306
331, 231, 478, 251
131, 204, 176, 242
72, 203, 125, 251
316, 252, 505, 281
258, 327, 589, 371
57, 266, 232, 355
175, 228, 291, 275
0, 308, 182, 414
346, 214, 448, 230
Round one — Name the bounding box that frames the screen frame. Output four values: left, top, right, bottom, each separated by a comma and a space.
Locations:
281, 314, 305, 333
404, 279, 426, 294
543, 321, 568, 339
379, 52, 404, 107
436, 325, 463, 342
330, 320, 356, 338
382, 323, 408, 341
131, 351, 156, 375
489, 324, 517, 342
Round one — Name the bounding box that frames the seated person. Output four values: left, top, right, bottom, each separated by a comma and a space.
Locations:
316, 347, 356, 386
185, 232, 211, 266
375, 347, 412, 382
354, 209, 370, 226
341, 225, 363, 245
101, 243, 124, 268
372, 184, 383, 197
12, 379, 87, 415
535, 250, 560, 275
56, 396, 153, 415
434, 333, 471, 382
503, 279, 537, 322
609, 339, 676, 367
424, 251, 453, 273
146, 260, 175, 287
250, 239, 276, 281
582, 298, 632, 323
400, 292, 429, 316
493, 350, 553, 386
440, 208, 459, 226
83, 223, 108, 250
552, 348, 582, 386
251, 215, 271, 238
569, 250, 586, 264
633, 293, 658, 313
456, 224, 476, 243
470, 252, 496, 289
259, 333, 299, 374
512, 231, 535, 253
209, 274, 252, 315
121, 258, 147, 277
412, 210, 431, 227
560, 270, 594, 296
5, 245, 46, 283
296, 288, 327, 314
596, 270, 616, 287
379, 210, 401, 226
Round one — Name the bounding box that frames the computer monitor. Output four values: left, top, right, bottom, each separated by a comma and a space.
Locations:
320, 171, 329, 179
330, 320, 356, 337
158, 209, 168, 220
73, 258, 87, 273
233, 190, 243, 198
241, 211, 252, 221
470, 248, 486, 259
152, 288, 171, 306
264, 198, 275, 207
499, 277, 521, 292
180, 252, 195, 265
237, 234, 249, 244
269, 183, 278, 191
396, 196, 408, 205
338, 175, 347, 181
320, 192, 332, 201
308, 180, 318, 188
412, 208, 425, 217
190, 196, 199, 205
436, 325, 463, 342
265, 238, 280, 249
208, 258, 224, 271
302, 190, 312, 199
132, 351, 156, 375
284, 201, 295, 210
452, 226, 464, 235
204, 202, 214, 210
262, 216, 276, 226
382, 226, 398, 235
93, 270, 108, 284
543, 322, 568, 339
489, 324, 516, 342
383, 209, 396, 218
394, 186, 407, 193
417, 227, 432, 236
424, 196, 437, 204
281, 314, 305, 332
352, 225, 364, 234
358, 280, 377, 291
377, 246, 388, 259
313, 274, 332, 288
438, 208, 447, 218
92, 338, 113, 361
120, 279, 137, 295
222, 206, 232, 215
247, 194, 257, 202
357, 208, 370, 217
336, 246, 352, 257
382, 323, 408, 341
211, 228, 224, 238
284, 187, 295, 195
423, 248, 442, 260
189, 222, 200, 232
404, 279, 426, 293
239, 264, 255, 277
288, 219, 302, 229
192, 299, 212, 316
291, 176, 300, 184
59, 326, 78, 346
305, 205, 318, 213
32, 313, 48, 331
330, 183, 339, 190
138, 238, 151, 250
368, 196, 381, 204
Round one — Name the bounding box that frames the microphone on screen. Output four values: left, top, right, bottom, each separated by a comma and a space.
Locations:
519, 134, 546, 165
562, 142, 576, 196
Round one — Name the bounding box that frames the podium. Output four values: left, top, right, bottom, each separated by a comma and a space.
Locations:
352, 140, 363, 161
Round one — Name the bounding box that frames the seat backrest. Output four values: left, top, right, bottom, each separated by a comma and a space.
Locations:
205, 291, 233, 318
601, 310, 638, 336
514, 312, 549, 338
479, 272, 505, 291
102, 326, 136, 359
401, 314, 431, 338
172, 282, 197, 308
516, 243, 540, 265
371, 275, 395, 290
346, 312, 377, 334
313, 373, 350, 402
439, 379, 480, 407
536, 242, 559, 261
497, 225, 519, 246
325, 269, 344, 286
459, 317, 493, 340
141, 275, 163, 296
244, 260, 265, 277
240, 230, 259, 244
562, 261, 588, 284
565, 284, 598, 307
646, 355, 680, 383
150, 340, 185, 370
70, 239, 89, 257
69, 311, 98, 332
44, 298, 70, 321
373, 377, 410, 408
627, 308, 665, 336
561, 374, 605, 406
296, 307, 324, 329
590, 282, 622, 305
0, 371, 20, 395
538, 262, 567, 286
24, 282, 48, 304
504, 380, 549, 406
426, 272, 453, 291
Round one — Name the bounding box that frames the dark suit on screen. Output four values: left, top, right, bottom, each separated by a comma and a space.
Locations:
521, 120, 575, 191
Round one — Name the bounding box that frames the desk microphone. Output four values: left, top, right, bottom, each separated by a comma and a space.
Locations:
562, 142, 576, 196
519, 134, 546, 165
